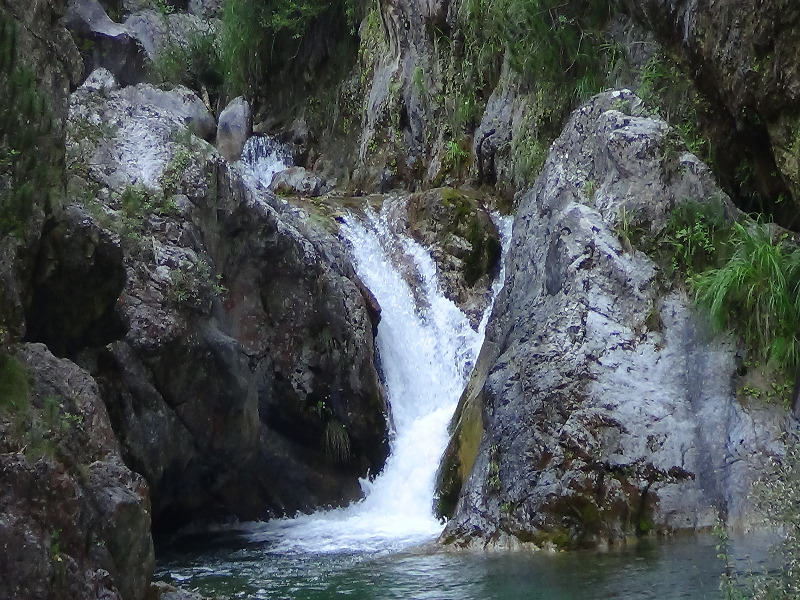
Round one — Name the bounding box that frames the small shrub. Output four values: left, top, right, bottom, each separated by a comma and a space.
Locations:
692, 221, 800, 373
150, 26, 224, 102
661, 200, 730, 277
323, 420, 351, 464
443, 139, 469, 171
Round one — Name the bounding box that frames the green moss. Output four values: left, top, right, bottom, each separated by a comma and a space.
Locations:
434, 391, 484, 519
0, 353, 29, 414
0, 9, 60, 236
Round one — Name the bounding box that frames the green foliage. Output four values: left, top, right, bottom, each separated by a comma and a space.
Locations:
0, 353, 29, 414
637, 52, 713, 162
323, 420, 351, 464
150, 26, 223, 101
169, 257, 225, 309
692, 222, 800, 373
443, 139, 469, 171
662, 200, 730, 277
0, 10, 59, 236
221, 0, 365, 96
457, 0, 613, 134
115, 183, 178, 240
511, 122, 548, 184
717, 435, 800, 598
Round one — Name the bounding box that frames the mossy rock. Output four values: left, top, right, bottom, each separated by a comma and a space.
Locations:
434, 388, 484, 519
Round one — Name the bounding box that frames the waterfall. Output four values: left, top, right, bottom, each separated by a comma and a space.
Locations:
242, 199, 512, 554
236, 135, 293, 189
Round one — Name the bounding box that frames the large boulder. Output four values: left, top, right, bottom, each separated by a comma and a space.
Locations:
0, 344, 153, 600
437, 90, 788, 549
216, 96, 252, 162
66, 72, 390, 531
64, 0, 148, 85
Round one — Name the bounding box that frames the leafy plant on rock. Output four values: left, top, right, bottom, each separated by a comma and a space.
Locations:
692, 221, 800, 374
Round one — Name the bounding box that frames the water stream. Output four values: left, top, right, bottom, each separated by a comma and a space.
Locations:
158, 149, 748, 598
237, 200, 511, 555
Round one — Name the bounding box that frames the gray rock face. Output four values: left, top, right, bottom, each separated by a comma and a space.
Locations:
0, 0, 82, 343
188, 0, 221, 18
439, 90, 788, 549
0, 344, 153, 600
65, 0, 148, 85
67, 75, 390, 530
68, 71, 216, 191
621, 0, 800, 218
216, 96, 252, 162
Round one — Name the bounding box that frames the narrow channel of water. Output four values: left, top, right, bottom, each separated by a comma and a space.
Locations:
227, 200, 512, 555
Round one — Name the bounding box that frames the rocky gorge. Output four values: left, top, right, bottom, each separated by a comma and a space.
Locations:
2, 0, 800, 597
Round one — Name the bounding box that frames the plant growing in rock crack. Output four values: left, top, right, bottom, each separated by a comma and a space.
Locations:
0, 353, 28, 414
324, 420, 351, 464
169, 257, 225, 309
655, 200, 730, 279
444, 139, 469, 171
692, 221, 800, 375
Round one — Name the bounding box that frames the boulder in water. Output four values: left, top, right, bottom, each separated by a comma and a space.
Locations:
270, 166, 326, 197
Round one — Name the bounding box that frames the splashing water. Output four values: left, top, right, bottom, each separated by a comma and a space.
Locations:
236, 135, 293, 188
243, 199, 513, 555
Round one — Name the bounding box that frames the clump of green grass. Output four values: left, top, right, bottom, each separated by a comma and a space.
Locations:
324, 420, 351, 464
0, 353, 29, 414
692, 221, 800, 373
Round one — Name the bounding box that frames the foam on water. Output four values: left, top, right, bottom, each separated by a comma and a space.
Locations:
236, 135, 293, 189
244, 200, 513, 555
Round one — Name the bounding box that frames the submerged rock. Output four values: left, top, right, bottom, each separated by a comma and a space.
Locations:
438, 90, 788, 549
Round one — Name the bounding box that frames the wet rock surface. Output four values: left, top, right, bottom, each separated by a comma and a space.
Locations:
439, 90, 788, 549
404, 188, 501, 326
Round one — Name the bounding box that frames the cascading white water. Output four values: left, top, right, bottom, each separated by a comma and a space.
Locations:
243, 200, 512, 555
236, 135, 293, 189
234, 141, 512, 553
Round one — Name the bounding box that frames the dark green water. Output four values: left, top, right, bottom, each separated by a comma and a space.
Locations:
156, 532, 757, 599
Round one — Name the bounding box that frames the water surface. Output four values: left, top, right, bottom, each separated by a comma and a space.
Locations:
157, 532, 731, 599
